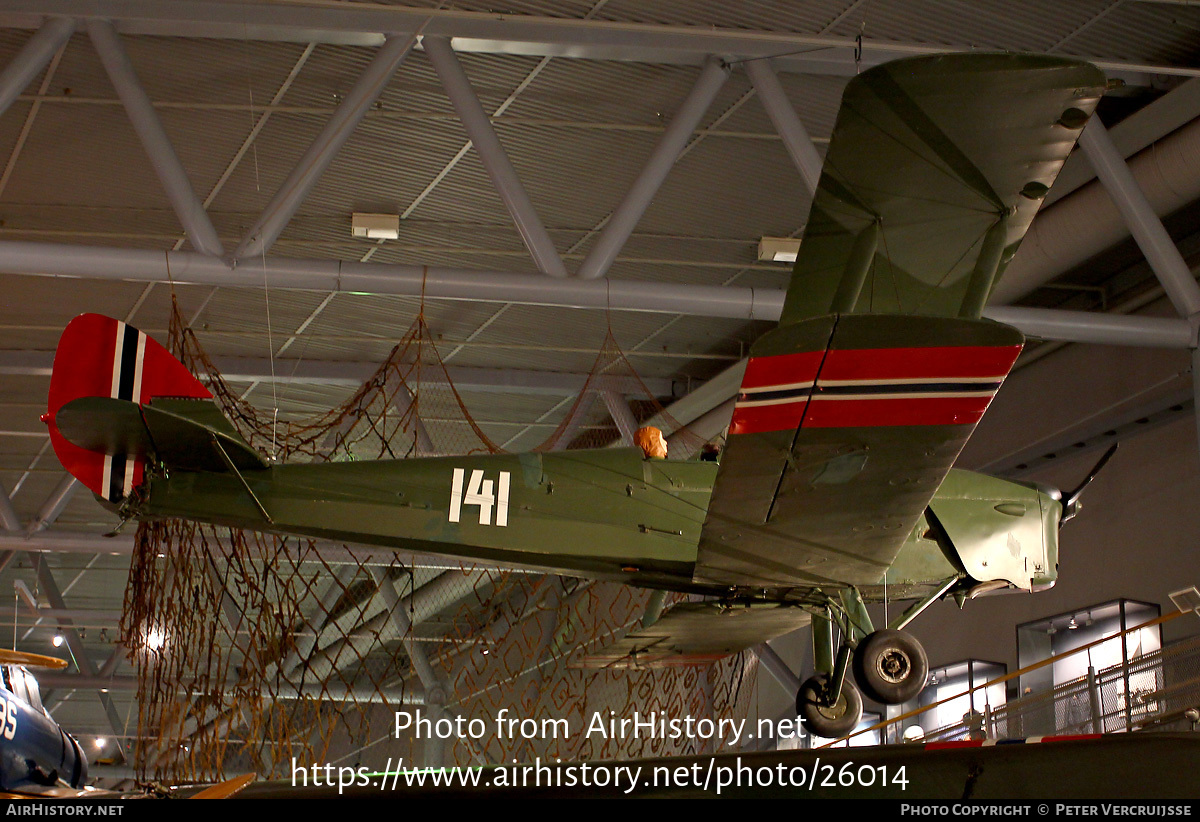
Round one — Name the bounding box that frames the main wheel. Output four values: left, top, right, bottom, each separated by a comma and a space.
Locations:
852, 629, 929, 705
796, 674, 863, 739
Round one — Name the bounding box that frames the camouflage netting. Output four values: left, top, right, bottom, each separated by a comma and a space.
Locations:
120, 301, 755, 783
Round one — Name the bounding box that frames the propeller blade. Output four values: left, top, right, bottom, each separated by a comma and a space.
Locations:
1061, 442, 1118, 524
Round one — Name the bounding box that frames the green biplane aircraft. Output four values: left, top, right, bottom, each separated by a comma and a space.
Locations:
44, 53, 1110, 738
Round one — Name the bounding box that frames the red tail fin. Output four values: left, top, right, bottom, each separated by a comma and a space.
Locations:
44, 314, 211, 503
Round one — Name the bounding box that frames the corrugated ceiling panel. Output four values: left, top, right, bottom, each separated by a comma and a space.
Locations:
634, 134, 816, 239
30, 32, 115, 100
272, 117, 488, 223
594, 0, 848, 32
821, 0, 1113, 52
3, 105, 173, 211
494, 59, 714, 125
1058, 3, 1200, 66
116, 36, 314, 106
0, 274, 158, 330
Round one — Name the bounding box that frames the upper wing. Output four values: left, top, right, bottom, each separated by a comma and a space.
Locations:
694, 54, 1105, 592
780, 54, 1107, 322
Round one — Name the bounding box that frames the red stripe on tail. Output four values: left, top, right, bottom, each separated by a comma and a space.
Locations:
44, 314, 210, 502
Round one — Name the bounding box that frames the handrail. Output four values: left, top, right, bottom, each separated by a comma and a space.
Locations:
821, 607, 1189, 747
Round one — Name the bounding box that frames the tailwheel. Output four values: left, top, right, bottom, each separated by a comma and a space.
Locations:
796, 674, 863, 739
852, 629, 929, 705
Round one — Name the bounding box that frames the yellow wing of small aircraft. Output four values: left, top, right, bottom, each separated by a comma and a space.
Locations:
43, 53, 1108, 738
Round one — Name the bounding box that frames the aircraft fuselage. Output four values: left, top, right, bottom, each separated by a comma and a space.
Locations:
137, 447, 1059, 601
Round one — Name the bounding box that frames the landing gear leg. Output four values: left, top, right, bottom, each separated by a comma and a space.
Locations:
841, 585, 932, 706
797, 607, 864, 739
797, 674, 863, 740
847, 577, 948, 706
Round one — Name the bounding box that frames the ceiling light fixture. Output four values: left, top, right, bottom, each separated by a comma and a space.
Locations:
352, 212, 401, 240
52, 633, 64, 648
757, 237, 801, 263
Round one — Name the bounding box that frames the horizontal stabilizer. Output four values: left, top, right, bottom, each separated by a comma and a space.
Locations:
56, 396, 267, 474
574, 601, 810, 669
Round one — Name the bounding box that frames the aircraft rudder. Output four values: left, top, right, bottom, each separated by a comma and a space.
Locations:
44, 313, 211, 503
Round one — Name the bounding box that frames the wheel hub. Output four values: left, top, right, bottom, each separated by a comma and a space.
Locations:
815, 689, 848, 719
876, 648, 912, 684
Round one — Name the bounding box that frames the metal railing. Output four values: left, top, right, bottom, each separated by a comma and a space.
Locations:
920, 634, 1200, 742
826, 607, 1199, 747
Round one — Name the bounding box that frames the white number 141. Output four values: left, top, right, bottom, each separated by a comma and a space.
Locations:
449, 468, 511, 527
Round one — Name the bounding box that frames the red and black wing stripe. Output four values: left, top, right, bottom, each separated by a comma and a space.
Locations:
697, 314, 1023, 590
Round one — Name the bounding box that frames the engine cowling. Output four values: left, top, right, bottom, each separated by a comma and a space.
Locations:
928, 469, 1062, 593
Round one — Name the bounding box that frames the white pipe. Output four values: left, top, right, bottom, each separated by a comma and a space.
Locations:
1079, 117, 1200, 317
0, 242, 1192, 345
994, 114, 1200, 305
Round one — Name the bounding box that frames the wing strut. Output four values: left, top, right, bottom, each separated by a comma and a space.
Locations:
210, 434, 274, 524
958, 215, 1010, 319
887, 575, 958, 631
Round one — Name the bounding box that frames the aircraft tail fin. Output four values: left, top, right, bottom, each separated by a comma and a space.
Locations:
44, 314, 264, 504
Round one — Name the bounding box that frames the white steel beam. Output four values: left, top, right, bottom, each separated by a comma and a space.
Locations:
744, 58, 823, 195
600, 390, 639, 446
387, 379, 436, 456
549, 391, 596, 452
1079, 117, 1200, 319
234, 33, 416, 260
86, 20, 224, 257
575, 57, 730, 280
30, 554, 127, 761
423, 36, 566, 278
25, 474, 77, 534
753, 641, 802, 696
0, 480, 19, 532
2, 3, 1197, 78
995, 114, 1200, 305
0, 16, 74, 119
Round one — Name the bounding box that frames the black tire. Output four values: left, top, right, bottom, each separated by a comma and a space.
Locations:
796, 674, 863, 739
852, 629, 929, 705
